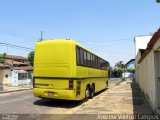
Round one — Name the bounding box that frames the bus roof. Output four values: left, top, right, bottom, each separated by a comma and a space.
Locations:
37, 39, 109, 63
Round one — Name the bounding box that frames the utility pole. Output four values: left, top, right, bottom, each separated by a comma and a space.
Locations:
40, 31, 43, 41
11, 57, 13, 71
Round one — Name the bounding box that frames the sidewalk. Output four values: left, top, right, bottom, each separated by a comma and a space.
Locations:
55, 78, 154, 115
74, 78, 153, 114
0, 84, 33, 94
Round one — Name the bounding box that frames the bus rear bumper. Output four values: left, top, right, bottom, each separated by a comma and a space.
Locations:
33, 88, 82, 100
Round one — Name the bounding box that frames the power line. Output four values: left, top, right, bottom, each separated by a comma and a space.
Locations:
78, 38, 133, 43
0, 45, 32, 51
0, 38, 133, 52
0, 42, 34, 51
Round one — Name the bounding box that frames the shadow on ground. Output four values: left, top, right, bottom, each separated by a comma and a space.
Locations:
33, 88, 107, 109
130, 79, 155, 119
33, 99, 83, 108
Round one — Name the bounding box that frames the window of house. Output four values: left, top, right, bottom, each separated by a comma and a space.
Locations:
5, 74, 8, 78
18, 73, 27, 80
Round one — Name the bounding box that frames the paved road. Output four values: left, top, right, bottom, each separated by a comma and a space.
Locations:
0, 78, 120, 113
0, 78, 121, 119
0, 89, 86, 114
0, 78, 153, 120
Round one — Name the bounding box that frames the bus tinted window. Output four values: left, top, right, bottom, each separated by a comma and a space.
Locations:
87, 52, 90, 67
92, 55, 95, 68
80, 48, 84, 65
76, 45, 109, 70
76, 47, 80, 65
90, 54, 93, 67
84, 50, 87, 66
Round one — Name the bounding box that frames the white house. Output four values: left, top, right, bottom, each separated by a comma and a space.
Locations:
135, 29, 160, 114
0, 54, 33, 87
134, 35, 152, 55
11, 70, 31, 86
122, 59, 135, 78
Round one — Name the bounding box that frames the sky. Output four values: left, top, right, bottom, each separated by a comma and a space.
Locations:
0, 0, 159, 66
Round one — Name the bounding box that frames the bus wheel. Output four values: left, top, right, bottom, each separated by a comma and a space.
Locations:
89, 85, 95, 99
85, 86, 90, 100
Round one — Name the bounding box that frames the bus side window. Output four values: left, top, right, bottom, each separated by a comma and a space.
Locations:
90, 54, 93, 68
86, 52, 89, 67
80, 48, 84, 65
95, 56, 98, 68
92, 55, 95, 68
97, 58, 100, 69
84, 50, 87, 66
76, 47, 80, 65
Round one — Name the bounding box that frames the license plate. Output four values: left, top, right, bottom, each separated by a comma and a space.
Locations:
48, 92, 54, 95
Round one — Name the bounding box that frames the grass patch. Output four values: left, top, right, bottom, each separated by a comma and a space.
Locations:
116, 78, 126, 86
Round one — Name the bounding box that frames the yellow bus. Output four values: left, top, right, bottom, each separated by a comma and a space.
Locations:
33, 39, 110, 100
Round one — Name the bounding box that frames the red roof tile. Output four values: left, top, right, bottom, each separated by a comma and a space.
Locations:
14, 66, 33, 71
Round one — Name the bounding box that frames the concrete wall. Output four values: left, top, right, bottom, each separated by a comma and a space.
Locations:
135, 51, 141, 65
0, 69, 11, 85
136, 51, 156, 108
136, 37, 160, 111
0, 69, 3, 84
11, 70, 32, 86
3, 69, 12, 85
0, 69, 33, 86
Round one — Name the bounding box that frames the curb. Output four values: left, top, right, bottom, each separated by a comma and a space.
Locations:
0, 88, 33, 94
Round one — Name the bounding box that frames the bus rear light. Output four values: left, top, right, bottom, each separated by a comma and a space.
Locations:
69, 80, 74, 90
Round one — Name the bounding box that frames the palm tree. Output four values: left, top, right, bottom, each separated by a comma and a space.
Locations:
113, 61, 126, 77
115, 61, 125, 69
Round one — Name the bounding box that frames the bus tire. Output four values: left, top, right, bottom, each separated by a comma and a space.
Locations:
89, 85, 95, 99
85, 86, 90, 100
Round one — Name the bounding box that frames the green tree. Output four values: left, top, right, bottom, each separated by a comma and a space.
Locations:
115, 61, 126, 71
126, 68, 135, 74
156, 0, 160, 3
28, 51, 34, 66
0, 53, 6, 63
112, 61, 126, 77
115, 61, 125, 68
